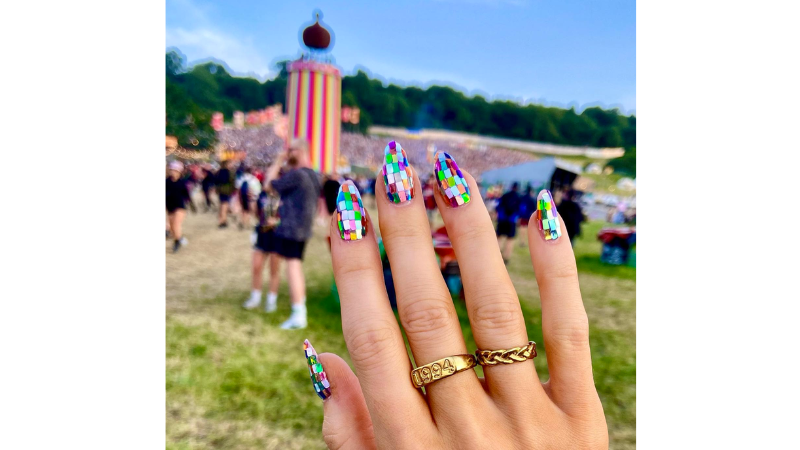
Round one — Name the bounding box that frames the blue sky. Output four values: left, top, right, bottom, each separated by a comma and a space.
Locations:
166, 0, 635, 113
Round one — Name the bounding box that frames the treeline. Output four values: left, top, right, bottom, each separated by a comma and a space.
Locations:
166, 50, 635, 173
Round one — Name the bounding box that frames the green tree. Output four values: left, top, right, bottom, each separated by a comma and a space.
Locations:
164, 49, 635, 148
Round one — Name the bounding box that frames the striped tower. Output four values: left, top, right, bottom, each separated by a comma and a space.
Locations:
286, 60, 341, 174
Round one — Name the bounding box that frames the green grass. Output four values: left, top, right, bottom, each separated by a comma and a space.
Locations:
167, 210, 635, 449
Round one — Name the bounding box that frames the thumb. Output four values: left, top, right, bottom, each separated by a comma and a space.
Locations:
303, 340, 375, 450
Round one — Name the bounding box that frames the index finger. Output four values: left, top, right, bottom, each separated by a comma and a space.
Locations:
329, 181, 434, 445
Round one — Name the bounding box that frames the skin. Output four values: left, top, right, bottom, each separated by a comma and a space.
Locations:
251, 250, 280, 296
318, 166, 608, 449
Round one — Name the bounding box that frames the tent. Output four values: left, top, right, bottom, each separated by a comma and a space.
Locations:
479, 157, 581, 192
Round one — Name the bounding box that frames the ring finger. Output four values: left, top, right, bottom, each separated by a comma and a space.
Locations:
431, 152, 547, 409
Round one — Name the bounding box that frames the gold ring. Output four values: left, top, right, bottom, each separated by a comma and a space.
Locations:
411, 354, 477, 388
475, 341, 537, 366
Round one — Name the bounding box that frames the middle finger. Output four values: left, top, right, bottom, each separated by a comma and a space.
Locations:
376, 142, 483, 409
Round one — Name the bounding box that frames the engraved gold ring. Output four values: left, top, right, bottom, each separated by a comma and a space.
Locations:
411, 354, 477, 388
475, 341, 537, 366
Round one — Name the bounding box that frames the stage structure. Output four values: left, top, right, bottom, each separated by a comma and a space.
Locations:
286, 11, 341, 174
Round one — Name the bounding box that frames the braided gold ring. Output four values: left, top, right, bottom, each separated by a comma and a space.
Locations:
411, 354, 477, 388
475, 341, 537, 366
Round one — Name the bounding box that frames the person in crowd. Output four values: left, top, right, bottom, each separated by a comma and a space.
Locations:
237, 167, 261, 230
243, 183, 282, 312
166, 161, 192, 253
495, 182, 522, 264
215, 159, 235, 228
612, 199, 627, 224
516, 184, 537, 246
321, 174, 342, 247
231, 163, 245, 219
200, 166, 215, 212
558, 189, 586, 247
263, 139, 321, 329
180, 165, 198, 214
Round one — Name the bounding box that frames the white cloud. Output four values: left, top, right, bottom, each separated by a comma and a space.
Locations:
345, 58, 486, 94
166, 0, 272, 79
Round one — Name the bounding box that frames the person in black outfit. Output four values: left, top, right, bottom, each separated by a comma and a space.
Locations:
166, 161, 192, 252
496, 182, 522, 264
215, 159, 235, 227
557, 189, 586, 247
320, 174, 341, 248
201, 167, 215, 212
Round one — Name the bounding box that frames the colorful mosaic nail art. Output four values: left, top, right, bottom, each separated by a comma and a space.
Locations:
535, 189, 561, 241
382, 140, 414, 204
304, 339, 331, 400
336, 181, 367, 241
434, 152, 470, 207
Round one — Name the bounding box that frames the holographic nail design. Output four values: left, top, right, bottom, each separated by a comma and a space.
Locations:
434, 152, 470, 207
336, 181, 367, 241
535, 190, 561, 241
382, 140, 414, 204
304, 339, 331, 400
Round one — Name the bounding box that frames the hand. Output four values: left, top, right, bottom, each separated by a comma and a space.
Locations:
277, 148, 290, 162
314, 150, 607, 449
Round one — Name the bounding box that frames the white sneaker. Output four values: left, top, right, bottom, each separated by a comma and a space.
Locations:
280, 313, 307, 329
180, 237, 188, 246
264, 299, 277, 313
243, 294, 261, 310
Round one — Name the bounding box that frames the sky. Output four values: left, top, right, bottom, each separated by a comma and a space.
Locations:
166, 0, 635, 114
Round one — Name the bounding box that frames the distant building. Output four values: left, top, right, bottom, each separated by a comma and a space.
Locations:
585, 163, 603, 174
480, 157, 581, 192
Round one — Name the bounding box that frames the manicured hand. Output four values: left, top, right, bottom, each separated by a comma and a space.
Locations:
311, 143, 608, 449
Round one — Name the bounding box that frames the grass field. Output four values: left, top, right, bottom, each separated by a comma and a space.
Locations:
166, 198, 636, 449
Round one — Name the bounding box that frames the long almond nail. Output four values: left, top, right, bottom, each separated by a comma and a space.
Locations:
434, 152, 470, 207
382, 140, 414, 204
336, 181, 367, 241
304, 339, 331, 400
535, 189, 561, 241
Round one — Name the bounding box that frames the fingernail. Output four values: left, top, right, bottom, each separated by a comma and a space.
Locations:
434, 152, 470, 207
336, 181, 367, 241
382, 140, 414, 204
535, 189, 561, 241
304, 339, 331, 400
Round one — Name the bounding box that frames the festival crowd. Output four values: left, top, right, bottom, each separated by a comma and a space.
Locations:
217, 127, 539, 177
166, 128, 597, 331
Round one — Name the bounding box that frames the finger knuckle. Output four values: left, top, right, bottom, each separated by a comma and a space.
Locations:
347, 322, 400, 370
401, 297, 457, 339
448, 225, 486, 247
472, 297, 524, 333
335, 262, 376, 281
322, 422, 356, 450
551, 316, 591, 352
543, 260, 579, 282
379, 223, 420, 242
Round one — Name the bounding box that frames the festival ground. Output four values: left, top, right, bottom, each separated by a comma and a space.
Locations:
166, 194, 636, 450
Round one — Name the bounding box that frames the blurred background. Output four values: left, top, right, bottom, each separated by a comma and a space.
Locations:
165, 1, 635, 449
